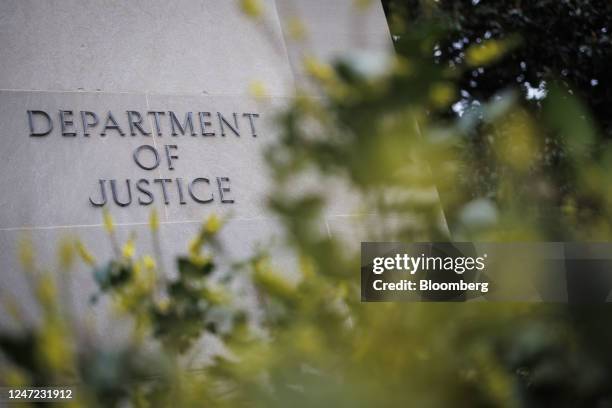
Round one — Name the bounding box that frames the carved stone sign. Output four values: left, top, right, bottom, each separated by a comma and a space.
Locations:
26, 109, 262, 208
0, 0, 392, 319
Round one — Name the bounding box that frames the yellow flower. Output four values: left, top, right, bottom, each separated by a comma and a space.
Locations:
304, 56, 334, 82
240, 0, 263, 18
130, 260, 154, 295
36, 275, 57, 308
58, 237, 75, 271
38, 322, 73, 371
142, 255, 156, 270
249, 80, 268, 98
466, 39, 507, 67
204, 284, 230, 305
149, 208, 159, 231
188, 237, 202, 257
122, 238, 136, 259
191, 253, 213, 268
75, 239, 96, 266
429, 82, 456, 108
103, 209, 115, 233
133, 259, 142, 278
205, 214, 222, 234
253, 259, 296, 300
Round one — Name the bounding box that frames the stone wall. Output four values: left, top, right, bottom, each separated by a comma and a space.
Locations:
0, 0, 392, 324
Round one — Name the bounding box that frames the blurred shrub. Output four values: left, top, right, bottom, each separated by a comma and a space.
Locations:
1, 1, 612, 407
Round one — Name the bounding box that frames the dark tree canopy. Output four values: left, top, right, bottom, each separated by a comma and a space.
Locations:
382, 0, 612, 138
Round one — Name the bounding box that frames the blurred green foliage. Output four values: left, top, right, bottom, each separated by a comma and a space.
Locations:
2, 1, 612, 407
